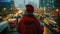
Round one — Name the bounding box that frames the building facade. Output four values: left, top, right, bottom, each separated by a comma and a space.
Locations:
54, 0, 60, 8
39, 0, 55, 11
0, 0, 15, 15
0, 0, 11, 15
10, 0, 15, 9
28, 2, 38, 8
39, 0, 44, 10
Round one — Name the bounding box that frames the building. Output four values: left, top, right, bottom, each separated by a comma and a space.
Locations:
10, 0, 15, 9
39, 0, 55, 11
54, 0, 60, 8
39, 0, 44, 10
0, 0, 11, 15
9, 0, 16, 14
0, 0, 15, 16
19, 4, 25, 9
28, 2, 38, 8
50, 0, 55, 10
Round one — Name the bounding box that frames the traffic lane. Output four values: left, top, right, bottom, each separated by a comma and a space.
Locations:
5, 17, 56, 34
42, 18, 50, 34
47, 24, 59, 34
43, 18, 59, 34
43, 18, 49, 25
40, 21, 52, 34
48, 20, 59, 33
49, 22, 59, 33
49, 24, 59, 34
43, 26, 53, 34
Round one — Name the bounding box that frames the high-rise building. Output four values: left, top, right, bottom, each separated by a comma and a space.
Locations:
19, 4, 25, 9
39, 0, 54, 11
45, 0, 55, 11
50, 0, 55, 10
0, 0, 11, 15
10, 0, 15, 8
39, 0, 44, 10
0, 0, 15, 15
28, 2, 38, 8
54, 0, 60, 8
9, 0, 16, 14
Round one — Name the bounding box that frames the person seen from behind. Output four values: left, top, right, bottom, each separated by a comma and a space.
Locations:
17, 4, 44, 34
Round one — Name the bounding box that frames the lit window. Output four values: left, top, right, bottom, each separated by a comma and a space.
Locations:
11, 4, 13, 6
10, 8, 13, 10
2, 8, 6, 11
3, 8, 6, 11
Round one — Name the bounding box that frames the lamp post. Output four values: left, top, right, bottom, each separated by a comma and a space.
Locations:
55, 8, 59, 18
55, 8, 60, 33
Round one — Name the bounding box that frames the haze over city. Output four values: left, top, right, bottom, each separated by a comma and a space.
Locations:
14, 0, 39, 7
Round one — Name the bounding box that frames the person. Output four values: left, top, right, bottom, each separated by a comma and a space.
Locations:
16, 4, 44, 34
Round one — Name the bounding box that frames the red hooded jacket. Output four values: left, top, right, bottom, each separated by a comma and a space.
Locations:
17, 4, 44, 34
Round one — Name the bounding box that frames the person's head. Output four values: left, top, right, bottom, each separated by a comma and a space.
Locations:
26, 4, 34, 14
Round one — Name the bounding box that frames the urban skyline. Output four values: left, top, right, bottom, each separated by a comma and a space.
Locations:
0, 0, 39, 8
14, 0, 39, 7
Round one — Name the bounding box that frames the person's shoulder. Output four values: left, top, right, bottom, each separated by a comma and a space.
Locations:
20, 16, 27, 21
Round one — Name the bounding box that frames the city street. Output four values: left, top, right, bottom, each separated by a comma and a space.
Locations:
0, 16, 57, 34
0, 0, 60, 34
0, 8, 60, 34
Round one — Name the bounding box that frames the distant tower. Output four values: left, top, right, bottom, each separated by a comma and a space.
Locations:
54, 0, 60, 8
10, 0, 15, 8
28, 2, 37, 8
24, 0, 25, 5
39, 0, 54, 11
39, 0, 44, 10
24, 0, 25, 8
45, 0, 54, 11
10, 0, 16, 14
0, 0, 11, 15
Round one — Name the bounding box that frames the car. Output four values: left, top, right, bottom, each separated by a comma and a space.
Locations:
49, 20, 58, 27
49, 20, 59, 32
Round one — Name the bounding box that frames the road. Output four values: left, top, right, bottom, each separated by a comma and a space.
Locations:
43, 26, 53, 34
43, 18, 59, 34
1, 14, 59, 34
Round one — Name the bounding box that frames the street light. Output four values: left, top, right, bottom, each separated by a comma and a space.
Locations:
2, 8, 7, 13
3, 8, 6, 11
56, 9, 59, 12
55, 8, 59, 18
